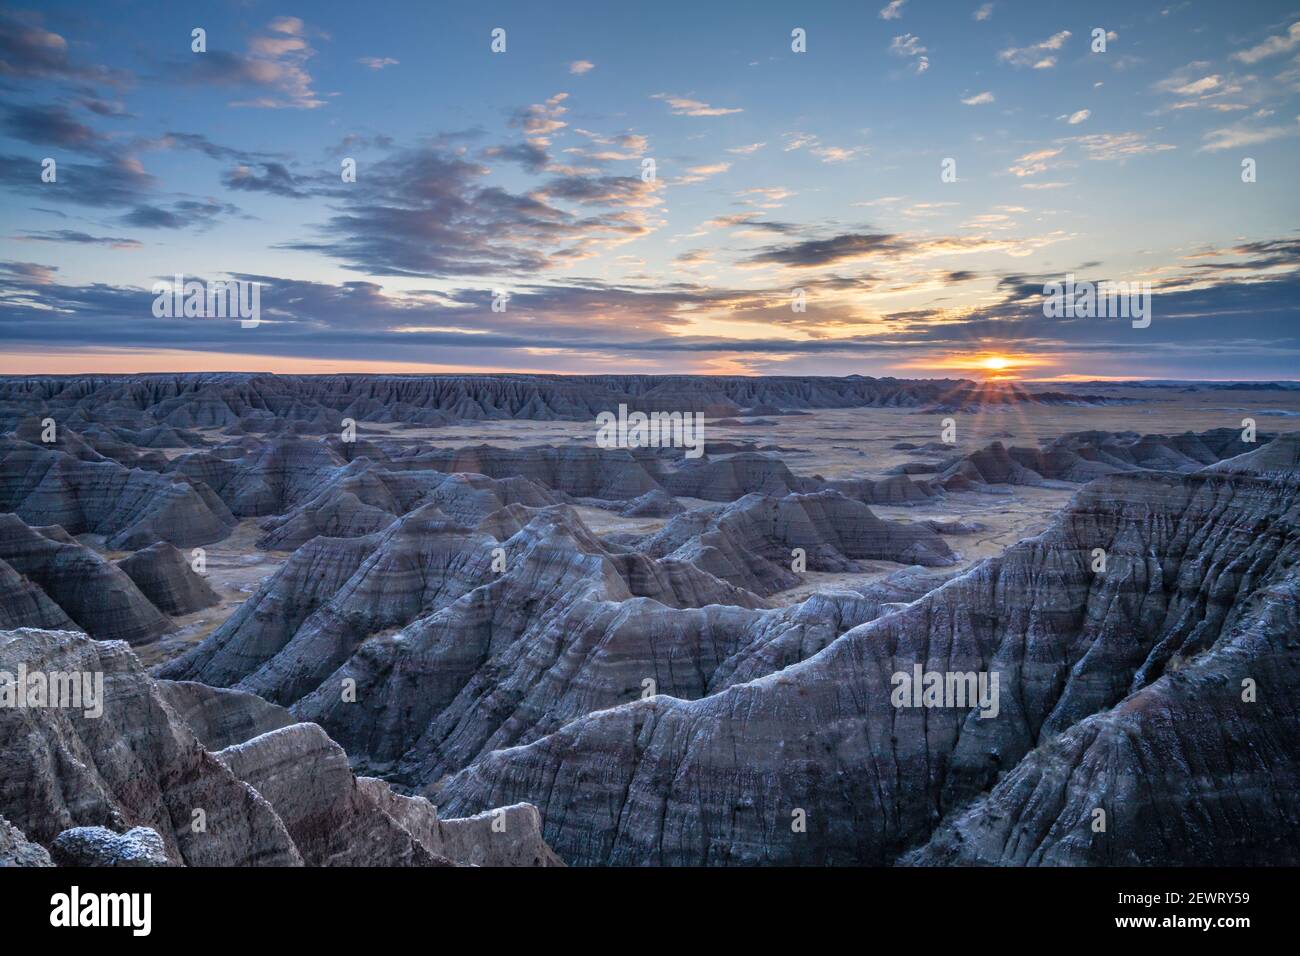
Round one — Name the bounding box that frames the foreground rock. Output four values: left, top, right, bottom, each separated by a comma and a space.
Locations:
50, 826, 172, 867
0, 627, 562, 866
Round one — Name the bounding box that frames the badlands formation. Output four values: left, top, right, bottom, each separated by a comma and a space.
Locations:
1, 373, 1298, 867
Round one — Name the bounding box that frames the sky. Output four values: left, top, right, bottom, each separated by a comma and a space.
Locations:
1, 0, 1298, 381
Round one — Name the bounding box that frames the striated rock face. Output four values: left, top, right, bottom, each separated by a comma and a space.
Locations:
50, 826, 173, 867
172, 438, 348, 517
401, 444, 664, 500
116, 542, 220, 615
214, 723, 452, 867
0, 433, 235, 549
0, 628, 562, 867
158, 495, 928, 791
940, 428, 1271, 489
156, 680, 295, 751
636, 491, 956, 596
433, 450, 1300, 866
0, 514, 169, 644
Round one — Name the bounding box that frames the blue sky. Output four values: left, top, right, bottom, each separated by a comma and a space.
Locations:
1, 0, 1298, 379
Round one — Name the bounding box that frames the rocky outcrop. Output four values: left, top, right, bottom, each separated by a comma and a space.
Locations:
156, 680, 295, 751
0, 627, 562, 867
0, 434, 234, 549
214, 723, 453, 867
636, 491, 957, 596
940, 428, 1271, 489
0, 514, 169, 644
116, 542, 220, 615
0, 628, 303, 865
50, 826, 173, 867
0, 815, 52, 866
619, 489, 684, 517
434, 455, 1300, 866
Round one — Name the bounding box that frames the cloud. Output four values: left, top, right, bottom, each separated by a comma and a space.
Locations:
961, 91, 995, 105
1153, 64, 1259, 112
1066, 109, 1090, 124
670, 161, 731, 185
222, 162, 311, 198
1008, 147, 1062, 177
727, 142, 766, 155
3, 102, 108, 155
1199, 123, 1297, 151
651, 93, 742, 116
1231, 21, 1300, 64
880, 1, 907, 20
181, 18, 324, 109
0, 12, 131, 87
358, 57, 398, 70
0, 151, 155, 208
281, 139, 663, 278
120, 199, 238, 230
998, 31, 1070, 69
15, 230, 141, 249
973, 3, 994, 20
568, 60, 595, 75
811, 145, 867, 163
510, 93, 569, 144
889, 34, 929, 73
0, 260, 57, 284
1070, 132, 1175, 160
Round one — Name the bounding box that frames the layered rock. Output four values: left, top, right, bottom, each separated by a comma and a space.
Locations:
636, 491, 957, 596
0, 514, 169, 644
0, 373, 1113, 435
0, 434, 234, 549
116, 542, 219, 615
0, 627, 562, 867
434, 452, 1300, 866
940, 428, 1271, 489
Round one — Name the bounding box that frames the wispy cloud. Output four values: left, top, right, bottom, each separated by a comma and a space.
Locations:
651, 93, 742, 116
998, 30, 1070, 69
569, 60, 595, 75
1230, 21, 1300, 64
961, 91, 995, 105
358, 56, 398, 70
889, 34, 929, 74
880, 1, 907, 20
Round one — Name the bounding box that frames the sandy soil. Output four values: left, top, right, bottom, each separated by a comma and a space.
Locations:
130, 520, 290, 668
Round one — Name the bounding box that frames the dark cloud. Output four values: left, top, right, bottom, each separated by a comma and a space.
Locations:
282, 144, 660, 278
483, 141, 549, 173
17, 229, 141, 249
743, 232, 906, 268
3, 102, 108, 154
120, 199, 238, 230
0, 13, 131, 88
222, 161, 310, 198
0, 151, 155, 207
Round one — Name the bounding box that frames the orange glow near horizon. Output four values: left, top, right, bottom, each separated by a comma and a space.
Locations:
891, 351, 1052, 380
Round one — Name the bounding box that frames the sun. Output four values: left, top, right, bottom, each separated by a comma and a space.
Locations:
981, 356, 1011, 371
